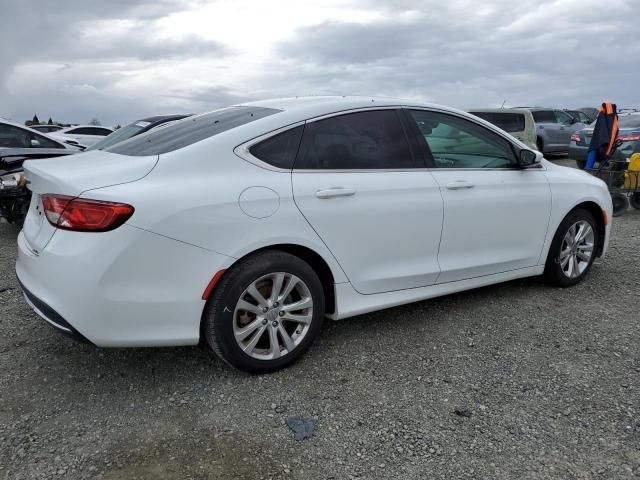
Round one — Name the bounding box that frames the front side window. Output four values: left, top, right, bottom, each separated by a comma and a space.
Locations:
107, 106, 279, 156
408, 110, 517, 169
250, 126, 303, 169
554, 110, 574, 125
0, 124, 63, 149
294, 110, 415, 169
0, 124, 31, 148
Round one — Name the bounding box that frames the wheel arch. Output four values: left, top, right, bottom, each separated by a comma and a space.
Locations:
199, 243, 338, 343
565, 201, 606, 257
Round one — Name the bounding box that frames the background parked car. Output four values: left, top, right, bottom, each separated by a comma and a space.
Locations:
0, 119, 70, 150
467, 108, 537, 150
29, 124, 65, 134
48, 125, 113, 149
569, 113, 640, 168
564, 109, 593, 125
518, 108, 586, 154
1, 148, 75, 224
578, 107, 599, 123
86, 114, 191, 151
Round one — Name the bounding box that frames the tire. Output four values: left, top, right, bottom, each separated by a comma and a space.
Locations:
575, 159, 586, 169
544, 209, 599, 287
203, 251, 325, 373
611, 193, 629, 217
630, 192, 640, 210
536, 137, 544, 153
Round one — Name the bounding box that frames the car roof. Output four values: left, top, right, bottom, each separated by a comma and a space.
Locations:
234, 95, 473, 126
468, 108, 532, 114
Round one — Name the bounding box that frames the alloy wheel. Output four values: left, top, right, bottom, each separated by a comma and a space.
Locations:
233, 272, 313, 360
558, 220, 595, 279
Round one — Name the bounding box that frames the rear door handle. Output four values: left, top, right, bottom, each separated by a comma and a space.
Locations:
315, 187, 357, 199
445, 180, 475, 190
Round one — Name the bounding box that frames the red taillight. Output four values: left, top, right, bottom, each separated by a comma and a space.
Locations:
618, 134, 640, 142
41, 194, 134, 232
571, 133, 582, 142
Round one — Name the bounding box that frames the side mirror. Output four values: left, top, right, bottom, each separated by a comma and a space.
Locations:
30, 139, 41, 147
519, 149, 540, 167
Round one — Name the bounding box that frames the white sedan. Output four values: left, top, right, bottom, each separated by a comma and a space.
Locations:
48, 125, 113, 148
16, 97, 612, 373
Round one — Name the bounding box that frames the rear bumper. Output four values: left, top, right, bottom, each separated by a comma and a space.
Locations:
18, 278, 93, 344
16, 226, 234, 347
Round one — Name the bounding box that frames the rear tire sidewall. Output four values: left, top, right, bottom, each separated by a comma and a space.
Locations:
629, 192, 640, 210
204, 251, 325, 373
544, 209, 599, 287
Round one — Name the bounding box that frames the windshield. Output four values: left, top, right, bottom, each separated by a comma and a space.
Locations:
86, 123, 146, 151
106, 106, 280, 156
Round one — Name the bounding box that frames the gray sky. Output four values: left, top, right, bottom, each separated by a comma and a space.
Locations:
1, 0, 637, 126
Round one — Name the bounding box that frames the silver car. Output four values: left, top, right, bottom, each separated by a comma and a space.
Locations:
519, 108, 587, 154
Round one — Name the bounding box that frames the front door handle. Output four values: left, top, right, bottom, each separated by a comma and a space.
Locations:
445, 180, 475, 190
315, 187, 357, 199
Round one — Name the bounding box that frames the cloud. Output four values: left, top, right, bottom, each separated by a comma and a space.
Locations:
0, 0, 638, 126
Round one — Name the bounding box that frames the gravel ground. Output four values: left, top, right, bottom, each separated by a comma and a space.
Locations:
1, 162, 639, 479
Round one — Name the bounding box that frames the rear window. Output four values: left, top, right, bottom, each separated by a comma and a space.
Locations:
469, 112, 526, 133
106, 106, 280, 156
619, 115, 640, 129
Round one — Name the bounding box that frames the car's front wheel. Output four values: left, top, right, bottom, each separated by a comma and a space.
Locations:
203, 251, 325, 373
544, 209, 599, 287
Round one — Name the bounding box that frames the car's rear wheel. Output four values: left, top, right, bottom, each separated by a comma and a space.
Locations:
544, 209, 599, 287
203, 251, 325, 373
629, 192, 640, 210
536, 137, 544, 153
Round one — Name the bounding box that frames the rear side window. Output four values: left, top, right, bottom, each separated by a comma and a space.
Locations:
249, 126, 303, 169
107, 107, 280, 156
532, 110, 556, 123
469, 112, 526, 133
294, 110, 415, 169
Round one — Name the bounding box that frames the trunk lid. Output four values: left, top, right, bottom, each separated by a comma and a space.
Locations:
22, 151, 157, 253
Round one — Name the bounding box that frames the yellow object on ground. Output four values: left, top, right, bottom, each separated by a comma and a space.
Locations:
624, 153, 640, 189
